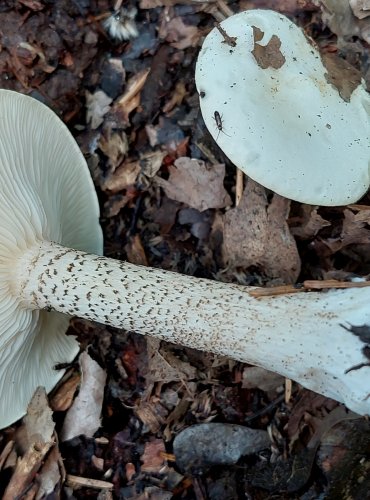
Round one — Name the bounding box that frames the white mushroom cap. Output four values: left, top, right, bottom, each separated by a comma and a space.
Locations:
0, 90, 103, 428
195, 10, 370, 206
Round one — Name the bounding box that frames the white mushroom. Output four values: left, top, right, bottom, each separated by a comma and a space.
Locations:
195, 9, 370, 205
1, 89, 370, 429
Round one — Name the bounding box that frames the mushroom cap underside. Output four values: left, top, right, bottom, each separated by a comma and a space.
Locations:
0, 90, 103, 428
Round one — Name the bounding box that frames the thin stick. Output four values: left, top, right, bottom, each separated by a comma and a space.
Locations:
236, 168, 244, 206
215, 22, 237, 47
249, 279, 370, 297
65, 474, 113, 490
249, 285, 305, 297
304, 279, 370, 290
216, 0, 234, 18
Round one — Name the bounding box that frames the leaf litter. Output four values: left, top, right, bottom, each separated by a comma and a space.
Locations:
1, 0, 370, 497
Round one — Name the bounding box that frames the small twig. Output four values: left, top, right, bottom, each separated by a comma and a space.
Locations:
249, 279, 370, 298
65, 474, 114, 490
215, 22, 237, 47
0, 441, 14, 471
3, 441, 53, 500
216, 0, 234, 18
285, 378, 293, 404
235, 168, 244, 206
249, 284, 305, 298
303, 279, 370, 290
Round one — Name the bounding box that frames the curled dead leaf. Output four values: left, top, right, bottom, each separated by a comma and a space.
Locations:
156, 157, 231, 211
223, 180, 300, 283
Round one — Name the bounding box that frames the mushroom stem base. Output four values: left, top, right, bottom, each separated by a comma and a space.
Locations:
16, 240, 370, 415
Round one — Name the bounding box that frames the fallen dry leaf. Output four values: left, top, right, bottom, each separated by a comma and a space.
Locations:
125, 234, 149, 266
3, 388, 59, 500
156, 157, 231, 212
159, 16, 200, 50
240, 0, 314, 13
135, 400, 167, 434
102, 160, 141, 193
140, 150, 166, 178
50, 373, 81, 412
111, 68, 150, 124
0, 441, 14, 472
36, 445, 64, 500
322, 208, 370, 253
242, 366, 285, 393
140, 439, 166, 473
319, 0, 370, 42
223, 180, 301, 283
350, 0, 370, 18
321, 52, 362, 101
163, 81, 187, 114
290, 205, 331, 239
24, 387, 54, 444
98, 129, 129, 169
86, 90, 113, 129
61, 351, 107, 441
103, 191, 136, 217
146, 340, 197, 385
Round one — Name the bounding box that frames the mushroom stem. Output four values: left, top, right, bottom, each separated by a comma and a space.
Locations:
16, 240, 370, 415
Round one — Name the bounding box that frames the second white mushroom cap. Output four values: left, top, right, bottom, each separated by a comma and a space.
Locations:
195, 10, 370, 206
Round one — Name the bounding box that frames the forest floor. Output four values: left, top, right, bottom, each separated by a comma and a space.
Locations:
0, 0, 370, 498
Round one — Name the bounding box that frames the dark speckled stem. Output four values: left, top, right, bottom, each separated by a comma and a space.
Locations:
15, 240, 370, 415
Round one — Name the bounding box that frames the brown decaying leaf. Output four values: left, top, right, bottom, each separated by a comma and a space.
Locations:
223, 180, 301, 284
321, 52, 362, 101
240, 0, 314, 13
60, 351, 107, 442
0, 441, 14, 472
24, 387, 55, 444
319, 0, 370, 42
98, 130, 129, 169
242, 366, 285, 393
36, 445, 64, 499
290, 205, 331, 239
18, 0, 44, 10
252, 26, 286, 69
350, 0, 370, 19
135, 401, 167, 434
159, 16, 200, 50
50, 373, 81, 412
125, 234, 149, 266
156, 157, 232, 212
140, 439, 166, 473
103, 189, 137, 217
322, 208, 370, 253
163, 81, 187, 114
146, 339, 197, 385
102, 160, 141, 193
3, 388, 60, 500
140, 150, 166, 178
112, 68, 150, 124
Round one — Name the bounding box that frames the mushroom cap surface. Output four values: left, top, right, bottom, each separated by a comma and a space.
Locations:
195, 10, 370, 205
0, 90, 103, 428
